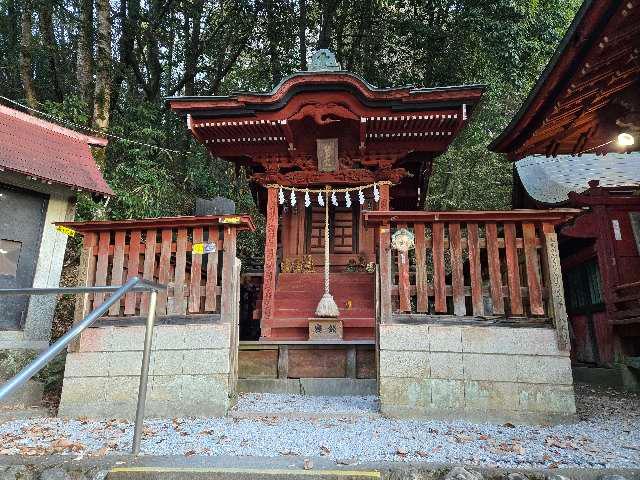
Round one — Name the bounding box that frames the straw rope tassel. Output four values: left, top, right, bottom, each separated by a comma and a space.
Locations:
315, 187, 340, 318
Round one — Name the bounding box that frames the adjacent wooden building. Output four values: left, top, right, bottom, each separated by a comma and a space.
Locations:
490, 0, 640, 384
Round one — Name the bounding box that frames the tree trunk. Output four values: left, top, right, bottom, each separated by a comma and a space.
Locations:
93, 0, 112, 131
38, 1, 64, 101
265, 0, 281, 86
19, 0, 37, 108
298, 0, 307, 70
76, 0, 94, 108
183, 0, 204, 96
317, 0, 340, 49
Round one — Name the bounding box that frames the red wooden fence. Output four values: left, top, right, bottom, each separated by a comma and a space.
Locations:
56, 215, 254, 318
365, 210, 578, 319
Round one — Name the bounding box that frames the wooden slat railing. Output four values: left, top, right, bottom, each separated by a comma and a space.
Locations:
365, 210, 578, 348
612, 281, 640, 325
56, 215, 255, 319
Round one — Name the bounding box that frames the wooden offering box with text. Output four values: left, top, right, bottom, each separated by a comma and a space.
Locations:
308, 318, 343, 341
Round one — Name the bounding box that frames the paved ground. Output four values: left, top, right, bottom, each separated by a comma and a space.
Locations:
0, 384, 638, 469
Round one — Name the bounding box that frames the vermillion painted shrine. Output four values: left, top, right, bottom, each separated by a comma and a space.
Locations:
56, 50, 580, 423
167, 50, 484, 342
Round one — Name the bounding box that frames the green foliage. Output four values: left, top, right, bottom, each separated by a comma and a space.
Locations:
0, 0, 583, 236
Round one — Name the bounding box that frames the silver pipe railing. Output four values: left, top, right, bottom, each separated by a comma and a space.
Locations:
0, 276, 164, 455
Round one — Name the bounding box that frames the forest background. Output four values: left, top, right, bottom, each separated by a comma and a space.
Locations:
0, 0, 582, 261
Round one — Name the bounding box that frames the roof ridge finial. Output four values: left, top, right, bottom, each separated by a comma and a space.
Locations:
308, 49, 341, 72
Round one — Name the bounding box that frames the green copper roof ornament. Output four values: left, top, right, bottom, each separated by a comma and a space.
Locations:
309, 49, 341, 72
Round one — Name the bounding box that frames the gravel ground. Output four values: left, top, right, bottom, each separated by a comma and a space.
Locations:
0, 384, 638, 469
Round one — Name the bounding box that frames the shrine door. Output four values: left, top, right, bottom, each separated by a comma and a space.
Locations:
306, 205, 359, 270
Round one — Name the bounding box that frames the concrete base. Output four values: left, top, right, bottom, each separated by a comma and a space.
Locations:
58, 322, 237, 419
0, 380, 43, 408
379, 323, 577, 424
573, 364, 640, 392
237, 378, 377, 396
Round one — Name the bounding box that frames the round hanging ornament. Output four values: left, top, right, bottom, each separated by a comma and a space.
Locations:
391, 228, 415, 252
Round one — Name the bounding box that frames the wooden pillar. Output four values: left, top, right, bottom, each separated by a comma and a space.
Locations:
69, 232, 97, 353
221, 225, 237, 323
378, 182, 392, 323
261, 185, 279, 338
542, 224, 570, 351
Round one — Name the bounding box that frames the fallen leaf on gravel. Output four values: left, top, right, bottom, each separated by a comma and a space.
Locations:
454, 433, 472, 443
91, 447, 110, 457
478, 434, 489, 441
279, 449, 298, 456
303, 459, 313, 470
396, 448, 408, 457
184, 450, 196, 456
416, 450, 429, 457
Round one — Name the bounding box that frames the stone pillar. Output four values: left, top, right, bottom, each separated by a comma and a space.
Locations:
260, 185, 279, 339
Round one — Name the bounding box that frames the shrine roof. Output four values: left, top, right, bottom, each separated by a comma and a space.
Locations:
489, 0, 640, 159
167, 71, 485, 117
0, 104, 113, 196
516, 152, 640, 205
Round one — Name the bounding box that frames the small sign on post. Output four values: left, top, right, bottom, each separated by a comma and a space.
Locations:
192, 242, 217, 255
56, 225, 76, 237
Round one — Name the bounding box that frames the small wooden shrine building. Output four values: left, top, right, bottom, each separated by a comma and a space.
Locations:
54, 50, 578, 422
490, 0, 640, 387
168, 50, 485, 342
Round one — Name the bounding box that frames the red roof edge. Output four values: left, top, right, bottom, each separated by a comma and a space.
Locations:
0, 104, 108, 147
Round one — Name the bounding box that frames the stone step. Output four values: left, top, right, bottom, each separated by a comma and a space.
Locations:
108, 466, 381, 480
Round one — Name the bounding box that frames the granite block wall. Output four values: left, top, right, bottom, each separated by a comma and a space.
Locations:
379, 323, 576, 424
58, 322, 236, 419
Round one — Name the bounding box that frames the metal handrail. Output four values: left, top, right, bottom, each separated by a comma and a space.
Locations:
0, 276, 165, 455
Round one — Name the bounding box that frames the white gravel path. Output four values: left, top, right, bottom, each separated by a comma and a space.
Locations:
0, 384, 638, 469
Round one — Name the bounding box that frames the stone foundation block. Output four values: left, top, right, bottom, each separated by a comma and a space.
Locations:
464, 380, 519, 411
59, 322, 236, 419
430, 352, 463, 379
429, 325, 462, 352
430, 379, 464, 409
379, 350, 429, 378
379, 323, 577, 424
379, 324, 429, 351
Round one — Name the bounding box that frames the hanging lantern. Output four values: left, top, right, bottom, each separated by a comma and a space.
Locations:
373, 183, 380, 202
345, 191, 351, 208
290, 189, 296, 206
318, 192, 325, 207
358, 188, 365, 205
304, 190, 311, 207
278, 187, 285, 205
331, 191, 338, 206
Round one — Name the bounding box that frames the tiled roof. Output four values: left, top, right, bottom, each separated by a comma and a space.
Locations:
0, 104, 113, 196
516, 153, 640, 204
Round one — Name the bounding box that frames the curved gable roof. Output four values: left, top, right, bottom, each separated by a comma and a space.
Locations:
0, 105, 113, 196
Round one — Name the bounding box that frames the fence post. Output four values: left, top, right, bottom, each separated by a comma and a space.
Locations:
542, 226, 570, 351
70, 232, 96, 353
221, 225, 237, 323
378, 223, 392, 323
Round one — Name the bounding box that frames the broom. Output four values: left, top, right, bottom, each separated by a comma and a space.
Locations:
315, 187, 340, 317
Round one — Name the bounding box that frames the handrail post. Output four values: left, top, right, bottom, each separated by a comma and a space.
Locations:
132, 290, 157, 455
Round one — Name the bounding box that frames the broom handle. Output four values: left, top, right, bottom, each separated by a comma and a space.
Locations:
324, 188, 330, 295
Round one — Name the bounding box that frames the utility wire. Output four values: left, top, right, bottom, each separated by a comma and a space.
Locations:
0, 95, 189, 156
